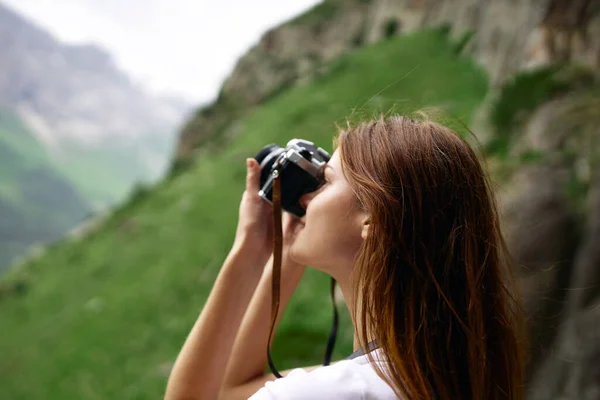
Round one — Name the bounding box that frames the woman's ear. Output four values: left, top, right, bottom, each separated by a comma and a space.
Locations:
361, 216, 370, 240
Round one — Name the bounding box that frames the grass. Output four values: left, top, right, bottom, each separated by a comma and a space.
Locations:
0, 109, 49, 165
0, 109, 48, 188
0, 108, 166, 210
0, 110, 91, 268
51, 133, 174, 210
0, 28, 489, 399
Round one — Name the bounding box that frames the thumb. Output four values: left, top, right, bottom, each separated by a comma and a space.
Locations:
246, 158, 261, 194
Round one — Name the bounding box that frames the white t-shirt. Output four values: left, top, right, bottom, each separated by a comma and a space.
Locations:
248, 349, 397, 399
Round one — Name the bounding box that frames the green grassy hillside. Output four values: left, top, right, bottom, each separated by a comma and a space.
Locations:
0, 110, 90, 268
53, 131, 174, 209
0, 28, 489, 399
0, 109, 48, 189
53, 143, 158, 209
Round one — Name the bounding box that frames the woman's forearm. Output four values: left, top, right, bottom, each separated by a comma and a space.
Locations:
221, 253, 306, 398
164, 238, 270, 400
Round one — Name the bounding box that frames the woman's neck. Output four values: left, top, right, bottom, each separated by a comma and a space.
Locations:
335, 274, 373, 352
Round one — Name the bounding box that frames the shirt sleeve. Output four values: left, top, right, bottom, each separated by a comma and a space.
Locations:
248, 362, 369, 400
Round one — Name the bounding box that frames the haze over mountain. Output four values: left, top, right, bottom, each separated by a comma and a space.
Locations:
0, 2, 191, 268
1, 0, 322, 104
0, 2, 192, 203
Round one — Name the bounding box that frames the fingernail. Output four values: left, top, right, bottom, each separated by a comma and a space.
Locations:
246, 158, 252, 169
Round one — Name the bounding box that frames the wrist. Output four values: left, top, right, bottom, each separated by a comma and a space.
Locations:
231, 234, 271, 267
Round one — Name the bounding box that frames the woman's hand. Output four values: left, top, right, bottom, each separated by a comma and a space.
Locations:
221, 205, 307, 400
234, 158, 274, 258
234, 158, 305, 266
165, 158, 307, 400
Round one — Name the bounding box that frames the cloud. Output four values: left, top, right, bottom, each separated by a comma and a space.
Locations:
3, 0, 321, 103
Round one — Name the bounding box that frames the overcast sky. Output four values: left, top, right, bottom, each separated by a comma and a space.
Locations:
3, 0, 321, 104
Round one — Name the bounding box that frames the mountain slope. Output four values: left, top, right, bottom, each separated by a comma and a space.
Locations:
0, 108, 90, 268
0, 2, 190, 267
174, 0, 600, 167
0, 28, 488, 399
0, 2, 189, 208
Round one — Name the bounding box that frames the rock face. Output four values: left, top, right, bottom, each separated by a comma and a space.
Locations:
173, 1, 600, 398
174, 0, 600, 163
516, 91, 600, 398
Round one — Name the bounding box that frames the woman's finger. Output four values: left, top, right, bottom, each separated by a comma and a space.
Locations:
245, 158, 261, 195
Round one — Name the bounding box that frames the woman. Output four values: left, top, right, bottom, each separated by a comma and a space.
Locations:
164, 115, 526, 399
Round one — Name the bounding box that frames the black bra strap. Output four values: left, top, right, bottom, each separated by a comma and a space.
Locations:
345, 340, 379, 360
323, 276, 339, 366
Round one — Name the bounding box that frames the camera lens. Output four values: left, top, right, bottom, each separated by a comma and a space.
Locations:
254, 144, 284, 187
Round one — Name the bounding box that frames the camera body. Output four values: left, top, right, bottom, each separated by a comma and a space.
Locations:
255, 139, 331, 217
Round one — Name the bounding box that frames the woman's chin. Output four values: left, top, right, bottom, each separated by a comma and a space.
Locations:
293, 223, 305, 235
289, 239, 309, 265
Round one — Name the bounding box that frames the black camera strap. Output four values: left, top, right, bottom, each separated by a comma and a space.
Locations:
266, 164, 339, 379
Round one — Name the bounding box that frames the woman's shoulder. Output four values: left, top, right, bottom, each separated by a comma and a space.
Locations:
249, 350, 397, 399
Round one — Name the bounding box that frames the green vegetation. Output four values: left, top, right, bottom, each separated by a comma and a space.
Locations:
53, 139, 169, 209
0, 109, 48, 198
559, 86, 600, 216
487, 64, 595, 158
452, 30, 475, 55
383, 18, 400, 38
0, 28, 488, 399
0, 110, 48, 166
0, 110, 91, 268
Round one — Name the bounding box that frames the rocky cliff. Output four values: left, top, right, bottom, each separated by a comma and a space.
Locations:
174, 0, 599, 163
173, 1, 600, 398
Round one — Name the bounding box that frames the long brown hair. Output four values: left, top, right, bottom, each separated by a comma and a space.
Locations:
335, 115, 526, 399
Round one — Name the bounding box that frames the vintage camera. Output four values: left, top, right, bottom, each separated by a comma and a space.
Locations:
254, 139, 331, 217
